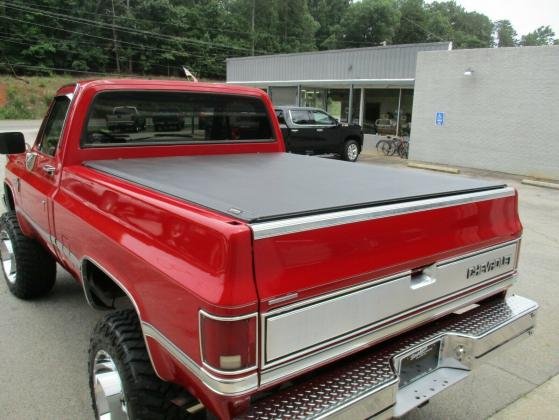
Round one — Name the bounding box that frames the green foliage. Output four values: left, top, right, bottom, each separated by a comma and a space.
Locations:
494, 20, 517, 47
520, 26, 556, 46
394, 0, 429, 44
424, 1, 494, 48
332, 0, 400, 47
0, 86, 34, 119
0, 75, 77, 119
308, 0, 350, 49
0, 0, 555, 82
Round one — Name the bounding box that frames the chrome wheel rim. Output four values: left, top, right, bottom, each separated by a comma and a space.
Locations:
347, 143, 359, 161
93, 350, 129, 420
0, 230, 16, 284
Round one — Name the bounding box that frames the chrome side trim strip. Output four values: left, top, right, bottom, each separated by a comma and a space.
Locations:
17, 207, 51, 243
17, 208, 80, 270
260, 275, 516, 386
251, 187, 515, 239
142, 322, 258, 396
51, 237, 80, 270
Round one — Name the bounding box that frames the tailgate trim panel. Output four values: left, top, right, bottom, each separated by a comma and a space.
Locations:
251, 187, 515, 239
263, 240, 519, 365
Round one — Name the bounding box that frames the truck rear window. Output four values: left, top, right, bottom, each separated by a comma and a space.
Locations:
82, 91, 274, 147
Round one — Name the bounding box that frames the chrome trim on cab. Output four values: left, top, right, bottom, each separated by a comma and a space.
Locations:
142, 322, 258, 396
251, 187, 515, 239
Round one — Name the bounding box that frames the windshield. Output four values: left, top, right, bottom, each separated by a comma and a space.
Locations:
82, 91, 274, 147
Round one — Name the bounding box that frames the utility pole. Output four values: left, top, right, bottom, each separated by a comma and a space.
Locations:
126, 0, 132, 73
110, 0, 121, 73
251, 0, 255, 56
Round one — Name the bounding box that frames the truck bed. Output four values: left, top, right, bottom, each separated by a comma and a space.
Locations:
85, 153, 505, 223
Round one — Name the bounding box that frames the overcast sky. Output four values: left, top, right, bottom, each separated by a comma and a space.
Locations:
432, 0, 559, 36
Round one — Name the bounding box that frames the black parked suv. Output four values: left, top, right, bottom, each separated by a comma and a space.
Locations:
275, 106, 363, 162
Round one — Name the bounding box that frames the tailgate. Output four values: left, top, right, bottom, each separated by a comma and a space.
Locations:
251, 186, 521, 367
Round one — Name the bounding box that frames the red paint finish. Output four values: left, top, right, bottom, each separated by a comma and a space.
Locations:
1, 78, 525, 419
253, 195, 522, 307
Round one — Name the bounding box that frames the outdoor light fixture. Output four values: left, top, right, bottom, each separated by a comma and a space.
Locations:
464, 67, 474, 76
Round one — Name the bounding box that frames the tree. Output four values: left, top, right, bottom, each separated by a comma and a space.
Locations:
1, 0, 557, 80
276, 0, 319, 52
425, 1, 493, 48
520, 25, 556, 46
494, 20, 517, 47
394, 0, 430, 45
308, 0, 350, 49
332, 0, 400, 47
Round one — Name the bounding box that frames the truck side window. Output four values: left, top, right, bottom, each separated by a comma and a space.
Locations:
290, 110, 312, 125
311, 111, 336, 126
38, 96, 71, 156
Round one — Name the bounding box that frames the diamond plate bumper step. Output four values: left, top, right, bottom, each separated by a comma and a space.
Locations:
238, 295, 538, 419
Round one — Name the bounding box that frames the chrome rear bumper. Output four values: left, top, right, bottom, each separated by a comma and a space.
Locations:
239, 295, 538, 419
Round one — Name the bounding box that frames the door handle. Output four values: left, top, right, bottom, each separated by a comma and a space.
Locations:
410, 264, 437, 290
291, 129, 299, 132
42, 164, 56, 175
410, 273, 436, 290
316, 128, 324, 132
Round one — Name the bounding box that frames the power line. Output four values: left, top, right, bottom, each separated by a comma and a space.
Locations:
0, 34, 191, 73
0, 62, 123, 76
0, 34, 230, 78
3, 2, 265, 54
400, 16, 446, 42
0, 15, 242, 62
0, 31, 216, 63
3, 0, 259, 39
3, 0, 377, 52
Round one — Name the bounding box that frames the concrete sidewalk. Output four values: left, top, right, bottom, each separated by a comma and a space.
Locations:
490, 375, 559, 419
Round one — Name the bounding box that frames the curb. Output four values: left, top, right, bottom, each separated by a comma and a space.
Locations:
521, 179, 559, 190
407, 162, 460, 174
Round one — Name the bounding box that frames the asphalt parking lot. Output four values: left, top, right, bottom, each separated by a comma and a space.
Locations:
0, 120, 558, 419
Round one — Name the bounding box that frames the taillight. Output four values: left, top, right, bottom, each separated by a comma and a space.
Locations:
199, 311, 257, 373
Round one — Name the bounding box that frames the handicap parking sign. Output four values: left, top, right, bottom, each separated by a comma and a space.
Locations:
435, 112, 445, 126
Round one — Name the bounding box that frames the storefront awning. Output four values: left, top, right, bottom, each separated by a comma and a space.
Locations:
227, 78, 415, 89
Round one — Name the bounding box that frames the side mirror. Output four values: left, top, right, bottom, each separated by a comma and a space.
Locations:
0, 132, 26, 154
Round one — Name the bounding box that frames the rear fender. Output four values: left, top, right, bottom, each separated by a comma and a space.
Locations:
79, 257, 247, 419
80, 257, 176, 381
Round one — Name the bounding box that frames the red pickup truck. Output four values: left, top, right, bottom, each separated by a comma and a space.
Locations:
0, 79, 538, 419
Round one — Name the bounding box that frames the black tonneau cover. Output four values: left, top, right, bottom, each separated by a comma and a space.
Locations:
85, 153, 505, 223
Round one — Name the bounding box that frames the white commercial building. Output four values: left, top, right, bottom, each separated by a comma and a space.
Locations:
410, 46, 559, 180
